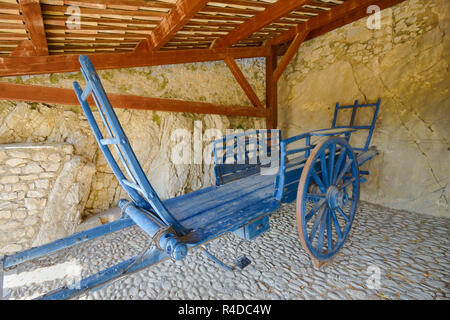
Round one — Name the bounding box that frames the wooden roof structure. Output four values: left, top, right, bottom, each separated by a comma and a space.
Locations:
0, 0, 404, 128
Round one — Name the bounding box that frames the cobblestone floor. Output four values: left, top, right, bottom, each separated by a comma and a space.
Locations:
3, 201, 449, 300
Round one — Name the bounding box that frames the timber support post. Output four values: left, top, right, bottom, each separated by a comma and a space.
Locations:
265, 46, 278, 130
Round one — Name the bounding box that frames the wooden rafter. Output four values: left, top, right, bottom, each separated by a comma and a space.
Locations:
273, 28, 309, 82
224, 56, 263, 108
0, 0, 408, 79
0, 46, 270, 77
10, 39, 37, 57
136, 0, 209, 52
305, 0, 407, 42
18, 0, 48, 56
211, 0, 309, 49
0, 82, 268, 118
58, 0, 175, 10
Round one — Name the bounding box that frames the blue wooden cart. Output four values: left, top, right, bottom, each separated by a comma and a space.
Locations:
0, 55, 380, 300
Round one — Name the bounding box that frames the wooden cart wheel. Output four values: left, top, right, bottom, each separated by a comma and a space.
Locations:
296, 137, 360, 266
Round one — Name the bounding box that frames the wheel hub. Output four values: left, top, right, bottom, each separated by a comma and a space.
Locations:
326, 185, 348, 209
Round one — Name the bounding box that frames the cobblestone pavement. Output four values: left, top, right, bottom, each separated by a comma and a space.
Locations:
3, 201, 449, 300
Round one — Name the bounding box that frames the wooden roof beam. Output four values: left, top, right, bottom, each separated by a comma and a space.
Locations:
60, 0, 175, 10
0, 46, 270, 77
211, 0, 309, 49
136, 0, 209, 52
224, 56, 263, 108
10, 39, 38, 57
18, 0, 48, 56
0, 82, 268, 118
273, 28, 309, 82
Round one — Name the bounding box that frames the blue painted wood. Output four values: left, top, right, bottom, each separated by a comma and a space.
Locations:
331, 98, 381, 151
3, 217, 135, 269
212, 130, 280, 186
233, 215, 270, 241
74, 55, 188, 236
297, 137, 360, 261
356, 146, 378, 166
285, 155, 309, 169
119, 201, 187, 260
200, 247, 233, 271
39, 248, 169, 300
164, 172, 270, 213
281, 187, 299, 203
283, 167, 304, 186
172, 178, 275, 229
274, 133, 310, 201
310, 128, 357, 136
220, 163, 259, 176
221, 166, 261, 184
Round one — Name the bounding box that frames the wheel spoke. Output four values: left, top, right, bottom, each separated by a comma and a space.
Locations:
327, 210, 333, 251
336, 206, 350, 223
309, 207, 325, 242
330, 209, 343, 240
332, 149, 346, 184
299, 137, 358, 260
306, 193, 325, 201
305, 198, 326, 222
339, 177, 356, 190
328, 144, 336, 186
335, 158, 354, 184
316, 208, 328, 252
310, 167, 326, 193
319, 152, 329, 188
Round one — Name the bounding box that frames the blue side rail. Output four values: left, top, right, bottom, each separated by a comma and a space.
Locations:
274, 99, 381, 203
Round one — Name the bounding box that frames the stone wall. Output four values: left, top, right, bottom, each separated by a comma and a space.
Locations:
0, 143, 95, 254
278, 0, 449, 217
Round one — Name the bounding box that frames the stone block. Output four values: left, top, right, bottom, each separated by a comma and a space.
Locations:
40, 162, 60, 172
31, 152, 48, 161
7, 150, 29, 159
0, 210, 11, 219
20, 174, 39, 181
22, 163, 44, 174
14, 209, 27, 220
24, 216, 39, 226
12, 183, 29, 192
1, 243, 22, 254
24, 198, 46, 210
0, 175, 19, 184
0, 221, 21, 231
26, 190, 47, 198
48, 153, 62, 162
5, 158, 27, 167
0, 192, 17, 201
35, 179, 50, 189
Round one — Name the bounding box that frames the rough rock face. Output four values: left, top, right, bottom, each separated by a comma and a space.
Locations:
32, 156, 95, 246
278, 0, 449, 217
0, 144, 95, 254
